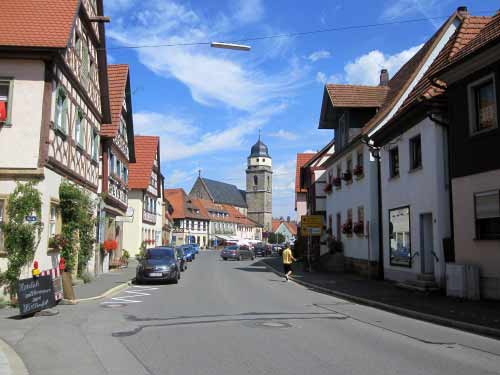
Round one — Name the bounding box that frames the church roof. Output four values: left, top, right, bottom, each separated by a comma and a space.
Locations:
200, 178, 248, 208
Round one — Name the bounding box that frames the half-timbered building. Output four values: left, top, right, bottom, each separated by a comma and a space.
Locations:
0, 0, 111, 277
99, 64, 135, 269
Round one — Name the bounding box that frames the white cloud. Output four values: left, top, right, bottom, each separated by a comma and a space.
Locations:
234, 0, 264, 24
166, 169, 196, 187
381, 0, 448, 28
303, 149, 316, 153
269, 129, 298, 141
316, 72, 327, 84
308, 50, 331, 62
344, 44, 423, 85
135, 105, 286, 162
108, 1, 304, 112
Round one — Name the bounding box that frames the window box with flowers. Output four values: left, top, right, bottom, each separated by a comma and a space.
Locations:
101, 239, 118, 253
48, 234, 68, 253
353, 165, 364, 179
342, 171, 352, 183
341, 220, 353, 236
333, 177, 342, 189
324, 183, 333, 194
353, 221, 364, 236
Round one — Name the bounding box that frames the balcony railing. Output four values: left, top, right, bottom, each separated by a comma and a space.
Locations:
143, 211, 156, 224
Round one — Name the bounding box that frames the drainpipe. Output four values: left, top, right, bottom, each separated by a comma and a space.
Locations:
428, 112, 454, 263
375, 151, 384, 280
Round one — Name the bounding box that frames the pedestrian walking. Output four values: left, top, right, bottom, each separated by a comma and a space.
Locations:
282, 245, 296, 281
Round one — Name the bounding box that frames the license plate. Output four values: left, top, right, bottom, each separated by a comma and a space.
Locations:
149, 272, 162, 277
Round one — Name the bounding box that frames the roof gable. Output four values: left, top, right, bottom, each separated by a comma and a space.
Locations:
128, 136, 159, 190
0, 0, 79, 49
326, 84, 389, 108
296, 153, 316, 193
102, 64, 129, 137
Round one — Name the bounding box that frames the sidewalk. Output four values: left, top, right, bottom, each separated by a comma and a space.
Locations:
73, 259, 137, 300
261, 257, 500, 337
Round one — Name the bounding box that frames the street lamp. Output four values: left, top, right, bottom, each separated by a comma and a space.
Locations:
210, 42, 251, 51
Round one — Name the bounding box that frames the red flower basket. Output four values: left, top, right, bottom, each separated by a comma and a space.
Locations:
341, 221, 353, 235
342, 171, 352, 182
353, 221, 364, 235
353, 165, 364, 176
103, 239, 118, 252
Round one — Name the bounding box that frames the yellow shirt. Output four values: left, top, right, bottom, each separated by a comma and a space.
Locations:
282, 248, 294, 265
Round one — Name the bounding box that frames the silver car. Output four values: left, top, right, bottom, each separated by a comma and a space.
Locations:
220, 245, 255, 261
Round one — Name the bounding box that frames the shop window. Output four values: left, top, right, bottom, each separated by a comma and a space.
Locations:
54, 87, 68, 133
468, 75, 497, 134
389, 206, 411, 267
409, 135, 422, 170
389, 147, 399, 178
475, 190, 500, 240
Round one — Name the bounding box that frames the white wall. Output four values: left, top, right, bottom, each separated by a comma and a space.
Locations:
0, 60, 45, 169
296, 193, 307, 222
122, 190, 144, 257
381, 118, 450, 285
325, 144, 379, 262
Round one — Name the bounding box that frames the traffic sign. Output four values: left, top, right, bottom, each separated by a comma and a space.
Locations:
301, 215, 323, 236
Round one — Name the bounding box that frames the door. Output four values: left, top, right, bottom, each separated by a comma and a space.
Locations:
420, 213, 434, 274
336, 213, 341, 240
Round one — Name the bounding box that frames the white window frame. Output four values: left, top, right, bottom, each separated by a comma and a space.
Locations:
54, 86, 68, 133
0, 78, 14, 126
49, 205, 57, 238
467, 73, 498, 136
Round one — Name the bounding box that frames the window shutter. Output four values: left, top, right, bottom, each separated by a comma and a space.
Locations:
81, 44, 89, 89
476, 191, 500, 219
62, 96, 68, 132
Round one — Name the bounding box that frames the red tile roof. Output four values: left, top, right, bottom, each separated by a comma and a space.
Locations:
164, 189, 187, 219
295, 153, 315, 193
272, 219, 281, 233
101, 65, 129, 138
0, 0, 79, 48
128, 136, 159, 190
326, 84, 389, 108
283, 222, 297, 236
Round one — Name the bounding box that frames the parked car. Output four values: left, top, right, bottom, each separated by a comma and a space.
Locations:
181, 245, 194, 262
191, 243, 200, 255
175, 247, 187, 271
136, 247, 180, 284
221, 245, 255, 261
253, 243, 270, 257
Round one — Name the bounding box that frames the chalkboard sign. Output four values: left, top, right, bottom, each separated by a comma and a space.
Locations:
17, 276, 56, 316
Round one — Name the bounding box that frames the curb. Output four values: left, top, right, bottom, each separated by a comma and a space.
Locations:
62, 280, 133, 304
0, 338, 29, 375
262, 261, 500, 340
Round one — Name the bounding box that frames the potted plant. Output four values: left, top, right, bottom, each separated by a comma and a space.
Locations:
353, 165, 364, 178
353, 221, 364, 235
341, 220, 353, 235
48, 234, 69, 252
342, 171, 352, 182
333, 177, 342, 188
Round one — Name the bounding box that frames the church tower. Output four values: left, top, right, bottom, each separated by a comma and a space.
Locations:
246, 134, 272, 233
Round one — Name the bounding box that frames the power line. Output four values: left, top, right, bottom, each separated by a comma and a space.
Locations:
107, 10, 496, 51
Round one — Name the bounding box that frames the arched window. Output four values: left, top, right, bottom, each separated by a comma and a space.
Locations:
267, 176, 270, 190
254, 175, 258, 186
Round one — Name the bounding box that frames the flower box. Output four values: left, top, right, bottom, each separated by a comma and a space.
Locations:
353, 221, 364, 235
333, 177, 342, 188
342, 171, 352, 182
341, 221, 353, 235
102, 239, 118, 252
353, 165, 364, 177
324, 183, 333, 193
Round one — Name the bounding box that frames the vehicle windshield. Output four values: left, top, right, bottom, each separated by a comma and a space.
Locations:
146, 248, 175, 260
225, 245, 238, 250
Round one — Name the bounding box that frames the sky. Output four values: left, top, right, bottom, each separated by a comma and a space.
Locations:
104, 0, 498, 219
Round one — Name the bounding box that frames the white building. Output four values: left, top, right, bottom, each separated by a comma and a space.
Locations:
122, 136, 164, 256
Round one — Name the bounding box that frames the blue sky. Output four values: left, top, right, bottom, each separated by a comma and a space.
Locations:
104, 0, 498, 219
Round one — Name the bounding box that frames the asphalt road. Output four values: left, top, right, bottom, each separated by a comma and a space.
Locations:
1, 251, 500, 375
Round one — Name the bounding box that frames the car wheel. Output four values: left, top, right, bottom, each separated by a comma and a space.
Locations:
222, 257, 227, 261
251, 256, 255, 260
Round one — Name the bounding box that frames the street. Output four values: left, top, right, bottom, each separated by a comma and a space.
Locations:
0, 251, 499, 375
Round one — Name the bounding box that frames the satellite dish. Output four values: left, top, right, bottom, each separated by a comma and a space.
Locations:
126, 207, 135, 217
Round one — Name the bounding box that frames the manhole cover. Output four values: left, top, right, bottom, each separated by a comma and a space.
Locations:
102, 303, 126, 308
251, 321, 292, 329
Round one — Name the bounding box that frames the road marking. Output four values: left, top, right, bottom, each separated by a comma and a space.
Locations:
101, 286, 159, 305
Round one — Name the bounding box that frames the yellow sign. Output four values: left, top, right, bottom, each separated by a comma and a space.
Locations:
301, 215, 323, 236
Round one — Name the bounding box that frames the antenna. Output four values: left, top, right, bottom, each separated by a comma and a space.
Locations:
258, 129, 261, 141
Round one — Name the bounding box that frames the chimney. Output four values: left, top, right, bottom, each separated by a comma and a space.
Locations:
457, 6, 468, 17
379, 69, 389, 86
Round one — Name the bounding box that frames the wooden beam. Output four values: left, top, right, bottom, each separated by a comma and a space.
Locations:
89, 16, 111, 23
